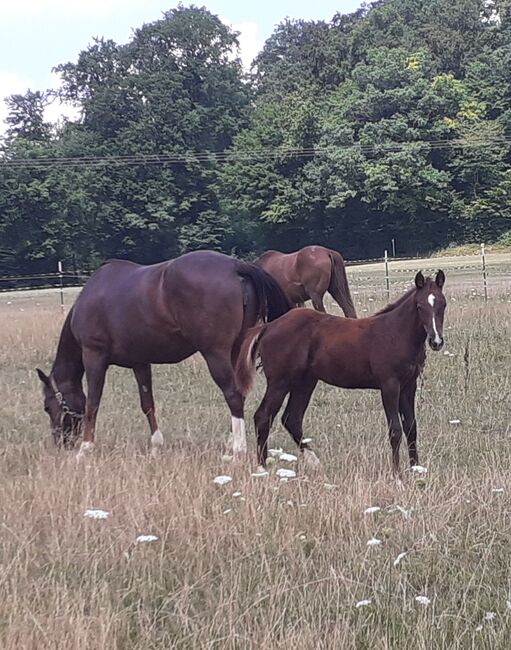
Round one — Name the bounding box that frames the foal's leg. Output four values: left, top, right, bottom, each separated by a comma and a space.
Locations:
254, 381, 288, 471
380, 380, 404, 477
77, 348, 108, 459
399, 379, 419, 467
281, 377, 320, 467
133, 364, 163, 457
203, 351, 246, 458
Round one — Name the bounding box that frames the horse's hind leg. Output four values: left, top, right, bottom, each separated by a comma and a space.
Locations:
254, 381, 288, 470
281, 376, 320, 468
77, 348, 108, 459
380, 380, 404, 478
133, 364, 163, 457
203, 351, 247, 458
399, 379, 419, 467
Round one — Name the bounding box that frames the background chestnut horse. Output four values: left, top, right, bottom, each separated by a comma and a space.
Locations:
37, 250, 290, 458
235, 271, 446, 476
255, 245, 357, 317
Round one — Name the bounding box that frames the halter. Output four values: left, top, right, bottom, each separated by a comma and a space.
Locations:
49, 376, 84, 427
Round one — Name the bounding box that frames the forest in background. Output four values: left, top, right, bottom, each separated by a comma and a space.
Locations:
1, 0, 511, 275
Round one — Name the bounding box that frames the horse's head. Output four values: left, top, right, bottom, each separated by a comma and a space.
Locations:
36, 369, 85, 448
414, 270, 446, 351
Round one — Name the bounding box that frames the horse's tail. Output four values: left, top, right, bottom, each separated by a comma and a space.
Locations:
328, 250, 357, 318
236, 262, 292, 322
234, 325, 266, 396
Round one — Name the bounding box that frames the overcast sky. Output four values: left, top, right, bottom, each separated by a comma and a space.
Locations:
0, 1, 363, 131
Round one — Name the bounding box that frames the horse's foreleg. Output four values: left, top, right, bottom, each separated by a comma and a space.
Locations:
381, 381, 403, 478
78, 349, 107, 459
399, 379, 419, 467
133, 364, 163, 456
310, 293, 326, 312
204, 352, 246, 458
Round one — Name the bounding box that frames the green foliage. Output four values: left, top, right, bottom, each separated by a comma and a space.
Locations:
1, 0, 511, 272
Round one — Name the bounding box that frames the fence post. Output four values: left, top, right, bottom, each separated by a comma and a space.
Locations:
480, 243, 488, 302
58, 260, 64, 313
391, 238, 396, 258
384, 250, 390, 300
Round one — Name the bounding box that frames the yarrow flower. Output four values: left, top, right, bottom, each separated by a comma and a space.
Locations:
366, 537, 382, 547
355, 599, 372, 608
393, 551, 408, 567
415, 596, 431, 606
364, 506, 381, 514
213, 475, 232, 486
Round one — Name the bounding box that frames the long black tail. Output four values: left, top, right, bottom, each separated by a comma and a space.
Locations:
237, 262, 292, 322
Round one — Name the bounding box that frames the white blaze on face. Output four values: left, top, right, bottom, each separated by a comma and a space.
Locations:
231, 417, 247, 455
428, 293, 442, 345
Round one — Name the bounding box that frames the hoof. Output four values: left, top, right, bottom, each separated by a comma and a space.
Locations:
76, 441, 94, 463
302, 448, 321, 469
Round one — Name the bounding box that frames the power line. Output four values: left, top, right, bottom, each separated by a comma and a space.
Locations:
1, 136, 510, 169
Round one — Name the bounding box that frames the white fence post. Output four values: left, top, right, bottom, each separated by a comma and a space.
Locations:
58, 260, 64, 313
480, 243, 488, 302
384, 250, 390, 300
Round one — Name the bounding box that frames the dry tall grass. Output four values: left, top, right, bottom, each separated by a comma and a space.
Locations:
0, 274, 510, 649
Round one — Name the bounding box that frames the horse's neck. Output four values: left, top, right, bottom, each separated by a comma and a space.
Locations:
51, 311, 84, 388
384, 292, 425, 348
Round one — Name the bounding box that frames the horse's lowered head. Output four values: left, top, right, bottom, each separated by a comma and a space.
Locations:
414, 270, 446, 351
36, 369, 85, 448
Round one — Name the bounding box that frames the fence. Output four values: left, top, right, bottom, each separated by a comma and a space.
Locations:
1, 246, 510, 310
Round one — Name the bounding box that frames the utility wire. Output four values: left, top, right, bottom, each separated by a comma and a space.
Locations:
1, 136, 510, 169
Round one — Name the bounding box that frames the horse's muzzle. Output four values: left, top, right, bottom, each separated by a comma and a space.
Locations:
428, 336, 444, 351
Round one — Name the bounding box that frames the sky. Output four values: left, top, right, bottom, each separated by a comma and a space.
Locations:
0, 0, 363, 131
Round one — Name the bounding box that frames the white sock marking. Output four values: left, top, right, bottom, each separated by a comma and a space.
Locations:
151, 429, 164, 448
231, 417, 247, 455
303, 448, 321, 468
76, 441, 94, 461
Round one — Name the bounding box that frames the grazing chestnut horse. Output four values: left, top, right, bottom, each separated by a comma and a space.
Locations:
255, 245, 357, 317
235, 271, 446, 476
36, 251, 290, 458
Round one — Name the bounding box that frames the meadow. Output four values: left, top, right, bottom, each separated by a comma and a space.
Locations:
0, 257, 510, 649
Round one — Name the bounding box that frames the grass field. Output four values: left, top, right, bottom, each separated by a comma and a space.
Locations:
1, 256, 510, 649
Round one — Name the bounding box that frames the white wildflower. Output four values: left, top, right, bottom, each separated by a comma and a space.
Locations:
232, 491, 242, 497
83, 509, 109, 519
302, 438, 313, 444
364, 506, 381, 515
213, 475, 232, 486
449, 419, 461, 425
411, 464, 428, 474
415, 596, 431, 606
366, 537, 382, 547
355, 599, 372, 608
492, 487, 504, 493
475, 625, 483, 632
324, 483, 337, 490
276, 468, 296, 479
484, 612, 496, 622
136, 534, 159, 543
268, 448, 283, 457
393, 552, 408, 567
506, 600, 511, 610
279, 452, 298, 463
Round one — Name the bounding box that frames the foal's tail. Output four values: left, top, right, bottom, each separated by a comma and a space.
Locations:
328, 250, 357, 318
234, 325, 266, 397
236, 262, 291, 322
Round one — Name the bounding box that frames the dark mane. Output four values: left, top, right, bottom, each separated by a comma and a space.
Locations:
375, 286, 416, 315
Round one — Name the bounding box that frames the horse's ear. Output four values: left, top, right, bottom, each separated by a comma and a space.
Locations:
435, 270, 445, 289
36, 368, 51, 387
415, 272, 425, 289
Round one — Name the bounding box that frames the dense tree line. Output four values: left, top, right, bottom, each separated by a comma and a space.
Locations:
1, 1, 511, 274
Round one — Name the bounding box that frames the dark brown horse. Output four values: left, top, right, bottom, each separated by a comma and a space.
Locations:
255, 245, 357, 317
235, 271, 446, 476
36, 251, 290, 458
